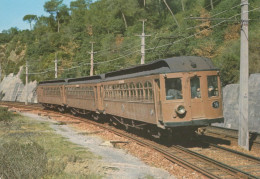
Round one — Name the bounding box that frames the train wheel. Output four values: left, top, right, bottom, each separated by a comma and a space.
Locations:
58, 106, 65, 113
70, 108, 77, 116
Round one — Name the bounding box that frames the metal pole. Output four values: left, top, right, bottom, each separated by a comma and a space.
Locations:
238, 0, 249, 151
55, 53, 58, 78
89, 42, 95, 76
25, 61, 28, 105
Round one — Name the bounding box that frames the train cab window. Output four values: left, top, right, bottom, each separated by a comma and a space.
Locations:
165, 78, 182, 100
190, 76, 201, 98
207, 76, 219, 97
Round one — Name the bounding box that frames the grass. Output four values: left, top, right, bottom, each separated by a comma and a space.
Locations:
0, 107, 103, 179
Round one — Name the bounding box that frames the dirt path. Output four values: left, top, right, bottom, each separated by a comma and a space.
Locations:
21, 112, 175, 179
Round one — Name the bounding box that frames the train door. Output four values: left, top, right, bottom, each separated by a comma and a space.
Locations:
96, 84, 104, 112
153, 79, 163, 127
61, 85, 66, 105
94, 86, 98, 110
189, 74, 205, 119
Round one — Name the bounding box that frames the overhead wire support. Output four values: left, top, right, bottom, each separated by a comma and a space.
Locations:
89, 42, 96, 76
0, 61, 2, 83
238, 0, 249, 151
55, 53, 58, 78
136, 19, 150, 64
25, 60, 28, 105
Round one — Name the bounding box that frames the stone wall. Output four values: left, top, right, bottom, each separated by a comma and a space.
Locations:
0, 68, 37, 103
215, 73, 260, 133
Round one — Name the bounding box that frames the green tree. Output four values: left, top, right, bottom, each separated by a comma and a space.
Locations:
44, 0, 67, 32
23, 15, 37, 30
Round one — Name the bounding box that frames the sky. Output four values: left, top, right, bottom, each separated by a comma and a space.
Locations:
0, 0, 72, 32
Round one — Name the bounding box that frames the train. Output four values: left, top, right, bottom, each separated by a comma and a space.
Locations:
37, 56, 224, 137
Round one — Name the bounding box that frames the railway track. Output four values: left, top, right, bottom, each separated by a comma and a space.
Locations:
203, 126, 260, 149
1, 101, 260, 178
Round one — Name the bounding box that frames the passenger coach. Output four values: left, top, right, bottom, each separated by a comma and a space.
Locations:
37, 56, 224, 135
100, 56, 223, 131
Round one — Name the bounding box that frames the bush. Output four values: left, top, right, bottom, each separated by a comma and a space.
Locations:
0, 141, 48, 179
0, 107, 15, 124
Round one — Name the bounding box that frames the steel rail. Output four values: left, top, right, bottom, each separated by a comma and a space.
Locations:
1, 101, 259, 178
205, 126, 260, 146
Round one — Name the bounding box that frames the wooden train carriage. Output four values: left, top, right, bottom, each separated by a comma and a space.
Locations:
65, 75, 103, 113
37, 79, 66, 107
101, 56, 224, 129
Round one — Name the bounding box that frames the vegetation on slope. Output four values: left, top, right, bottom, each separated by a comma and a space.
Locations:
0, 107, 103, 178
0, 0, 259, 86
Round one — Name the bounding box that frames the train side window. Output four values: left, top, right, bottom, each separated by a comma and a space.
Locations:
109, 85, 113, 98
122, 84, 128, 99
136, 82, 143, 100
129, 83, 136, 100
190, 76, 201, 98
165, 78, 182, 100
144, 81, 153, 100
207, 76, 219, 97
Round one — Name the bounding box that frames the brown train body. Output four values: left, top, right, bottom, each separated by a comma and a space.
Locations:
37, 56, 224, 133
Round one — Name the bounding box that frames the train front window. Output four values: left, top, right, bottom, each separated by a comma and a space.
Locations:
165, 78, 182, 100
207, 75, 219, 97
190, 76, 201, 98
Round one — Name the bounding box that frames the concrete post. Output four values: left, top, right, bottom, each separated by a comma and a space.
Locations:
238, 0, 249, 150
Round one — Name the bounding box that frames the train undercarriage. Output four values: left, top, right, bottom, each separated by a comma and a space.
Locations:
41, 103, 202, 141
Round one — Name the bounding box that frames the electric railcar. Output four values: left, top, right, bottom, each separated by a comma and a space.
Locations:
37, 56, 224, 135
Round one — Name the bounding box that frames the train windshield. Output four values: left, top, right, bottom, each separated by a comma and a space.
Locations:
165, 78, 183, 100
190, 76, 201, 98
207, 75, 219, 97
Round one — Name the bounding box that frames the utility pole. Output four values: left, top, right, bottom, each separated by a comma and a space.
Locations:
25, 61, 28, 105
181, 0, 185, 11
89, 42, 96, 76
137, 19, 150, 64
210, 0, 214, 10
55, 53, 58, 78
0, 62, 2, 83
238, 0, 249, 151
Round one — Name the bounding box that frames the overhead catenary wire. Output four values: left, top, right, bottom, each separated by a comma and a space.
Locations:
26, 6, 260, 76
148, 6, 260, 52
186, 2, 241, 30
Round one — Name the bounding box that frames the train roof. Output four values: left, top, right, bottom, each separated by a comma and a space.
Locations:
38, 79, 67, 85
38, 56, 218, 85
67, 74, 104, 84
104, 56, 218, 81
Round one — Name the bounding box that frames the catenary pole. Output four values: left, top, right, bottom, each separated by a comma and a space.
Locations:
210, 0, 214, 10
137, 19, 150, 64
238, 0, 249, 150
25, 61, 28, 105
0, 62, 2, 83
89, 42, 95, 76
55, 53, 58, 78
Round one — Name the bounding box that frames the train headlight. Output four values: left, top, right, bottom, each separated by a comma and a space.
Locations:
212, 101, 219, 108
175, 105, 186, 115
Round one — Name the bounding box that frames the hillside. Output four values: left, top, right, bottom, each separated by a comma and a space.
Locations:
0, 0, 259, 86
